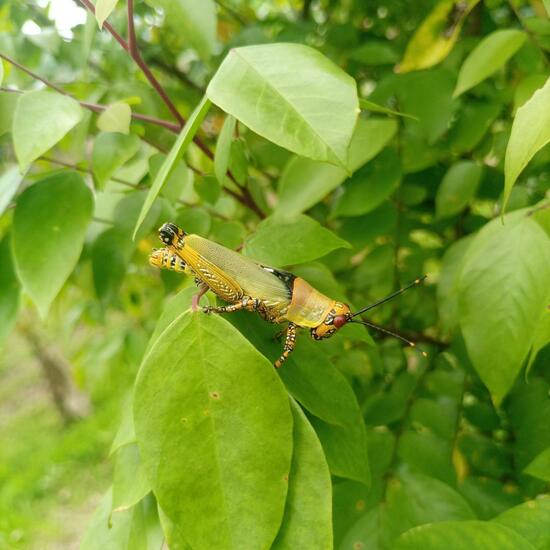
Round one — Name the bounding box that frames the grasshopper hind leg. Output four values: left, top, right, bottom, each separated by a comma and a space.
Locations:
202, 296, 260, 315
274, 322, 297, 368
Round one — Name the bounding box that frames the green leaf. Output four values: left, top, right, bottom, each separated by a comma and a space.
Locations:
437, 236, 473, 335
148, 154, 192, 203
97, 102, 131, 134
133, 95, 211, 239
0, 236, 20, 342
134, 312, 293, 550
435, 161, 483, 219
458, 214, 550, 405
81, 490, 163, 550
544, 0, 550, 16
0, 60, 3, 85
395, 521, 536, 550
95, 0, 118, 28
331, 148, 401, 218
112, 443, 151, 512
504, 75, 550, 212
276, 118, 398, 216
310, 413, 370, 485
145, 0, 217, 60
243, 214, 350, 266
398, 0, 480, 73
0, 92, 18, 136
272, 400, 332, 550
214, 114, 236, 186
207, 43, 359, 167
0, 165, 24, 217
13, 90, 83, 170
359, 98, 417, 120
12, 172, 94, 317
493, 497, 550, 549
524, 448, 550, 481
92, 132, 140, 190
92, 228, 134, 303
454, 30, 527, 97
525, 306, 550, 377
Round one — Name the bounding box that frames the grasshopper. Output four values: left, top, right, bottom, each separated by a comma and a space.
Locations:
150, 222, 426, 367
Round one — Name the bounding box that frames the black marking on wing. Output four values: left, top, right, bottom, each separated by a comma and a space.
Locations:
260, 265, 296, 296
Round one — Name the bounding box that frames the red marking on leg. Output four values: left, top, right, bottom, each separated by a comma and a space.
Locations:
192, 284, 209, 311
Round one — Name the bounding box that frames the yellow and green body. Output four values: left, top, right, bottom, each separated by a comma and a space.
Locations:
149, 223, 351, 367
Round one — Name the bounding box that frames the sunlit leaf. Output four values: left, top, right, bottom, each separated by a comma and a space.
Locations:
12, 172, 93, 317
112, 443, 151, 513
458, 213, 550, 405
13, 90, 83, 170
454, 29, 526, 97
503, 75, 550, 212
134, 312, 293, 550
524, 448, 550, 482
397, 0, 480, 73
207, 43, 359, 167
97, 102, 131, 134
95, 0, 118, 28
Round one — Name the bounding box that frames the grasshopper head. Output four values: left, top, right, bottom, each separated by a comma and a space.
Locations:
159, 222, 185, 249
310, 302, 351, 340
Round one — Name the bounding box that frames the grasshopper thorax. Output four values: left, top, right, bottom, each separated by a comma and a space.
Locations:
159, 222, 185, 249
310, 302, 351, 340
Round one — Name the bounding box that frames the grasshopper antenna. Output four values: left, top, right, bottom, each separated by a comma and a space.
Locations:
350, 319, 428, 357
350, 275, 427, 318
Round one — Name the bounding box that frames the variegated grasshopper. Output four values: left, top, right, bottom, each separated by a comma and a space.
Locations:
150, 222, 426, 367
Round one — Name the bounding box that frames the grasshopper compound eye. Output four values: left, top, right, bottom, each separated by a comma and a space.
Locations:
159, 222, 185, 248
333, 314, 348, 329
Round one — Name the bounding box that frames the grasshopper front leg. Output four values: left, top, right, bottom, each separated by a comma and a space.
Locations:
202, 296, 261, 315
274, 322, 297, 368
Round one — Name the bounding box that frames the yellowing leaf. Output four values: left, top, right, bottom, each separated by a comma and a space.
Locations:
97, 102, 131, 134
397, 0, 480, 73
95, 0, 118, 29
503, 75, 550, 212
454, 29, 526, 97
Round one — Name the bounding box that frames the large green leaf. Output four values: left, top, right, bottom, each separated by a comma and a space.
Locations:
0, 92, 18, 136
0, 165, 24, 217
12, 172, 94, 317
503, 75, 550, 211
207, 43, 358, 167
398, 0, 480, 73
133, 95, 211, 239
134, 312, 293, 550
276, 118, 398, 216
395, 521, 536, 550
92, 132, 140, 189
458, 214, 550, 404
145, 0, 216, 60
243, 214, 350, 266
0, 236, 19, 341
12, 90, 83, 170
454, 30, 526, 97
272, 401, 332, 550
493, 498, 550, 549
435, 161, 483, 219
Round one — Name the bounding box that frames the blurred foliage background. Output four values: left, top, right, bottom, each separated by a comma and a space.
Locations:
1, 0, 550, 548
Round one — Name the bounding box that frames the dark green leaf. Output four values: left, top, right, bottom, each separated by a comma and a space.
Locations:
134, 312, 293, 550
436, 161, 483, 219
0, 236, 19, 341
214, 114, 236, 186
